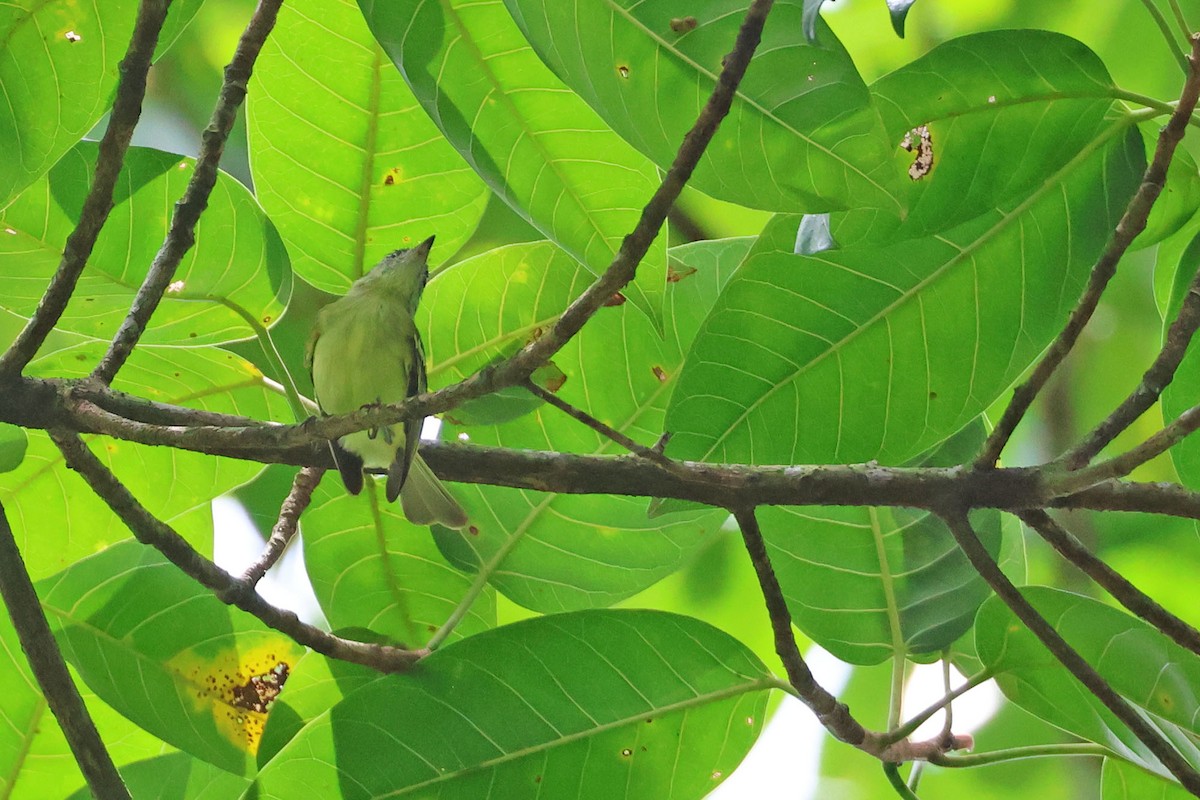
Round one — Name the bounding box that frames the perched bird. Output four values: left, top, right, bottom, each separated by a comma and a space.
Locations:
305, 236, 468, 528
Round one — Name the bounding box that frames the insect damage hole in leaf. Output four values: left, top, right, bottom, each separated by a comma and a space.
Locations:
900, 124, 934, 181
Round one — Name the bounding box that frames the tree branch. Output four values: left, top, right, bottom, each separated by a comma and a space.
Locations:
0, 0, 171, 378
732, 507, 872, 746
90, 0, 285, 384
975, 32, 1200, 469
1018, 509, 1200, 655
0, 503, 130, 799
242, 466, 324, 587
49, 432, 424, 673
1063, 266, 1200, 468
940, 508, 1200, 794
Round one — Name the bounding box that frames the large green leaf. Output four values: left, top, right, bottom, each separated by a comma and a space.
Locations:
503, 0, 903, 215
859, 30, 1124, 242
0, 614, 174, 800
65, 753, 251, 800
358, 0, 668, 327
301, 478, 495, 647
0, 142, 291, 347
250, 611, 772, 799
0, 0, 203, 208
761, 422, 1006, 665
0, 342, 289, 579
1103, 758, 1194, 799
977, 587, 1200, 779
421, 239, 747, 612
664, 124, 1143, 468
247, 0, 489, 293
39, 541, 305, 776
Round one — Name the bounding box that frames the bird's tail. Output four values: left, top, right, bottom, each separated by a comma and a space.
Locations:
400, 454, 469, 528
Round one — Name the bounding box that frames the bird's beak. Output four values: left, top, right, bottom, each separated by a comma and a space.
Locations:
415, 235, 435, 259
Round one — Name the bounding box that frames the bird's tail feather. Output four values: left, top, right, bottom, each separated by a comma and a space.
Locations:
400, 454, 469, 528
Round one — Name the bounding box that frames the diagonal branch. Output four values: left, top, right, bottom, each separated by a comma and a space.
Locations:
0, 503, 130, 800
1018, 509, 1200, 655
732, 506, 873, 746
941, 507, 1200, 794
1062, 264, 1200, 469
975, 32, 1200, 469
0, 0, 172, 378
50, 432, 424, 673
90, 0, 285, 385
242, 466, 324, 587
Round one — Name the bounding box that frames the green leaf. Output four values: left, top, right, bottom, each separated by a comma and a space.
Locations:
761, 421, 1006, 665
257, 650, 379, 768
504, 0, 903, 215
0, 613, 173, 799
664, 125, 1143, 468
976, 587, 1200, 779
358, 0, 668, 328
422, 239, 747, 612
1103, 758, 1194, 799
39, 541, 305, 776
0, 343, 289, 579
0, 142, 291, 346
246, 0, 489, 293
1164, 229, 1200, 488
1135, 127, 1200, 250
0, 0, 203, 207
65, 753, 251, 800
301, 478, 495, 648
862, 30, 1124, 242
251, 610, 772, 799
0, 422, 27, 472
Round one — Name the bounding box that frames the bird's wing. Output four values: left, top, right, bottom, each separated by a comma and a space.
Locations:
386, 329, 426, 502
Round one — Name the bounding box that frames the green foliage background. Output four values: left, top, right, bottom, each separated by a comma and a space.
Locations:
2, 0, 1200, 798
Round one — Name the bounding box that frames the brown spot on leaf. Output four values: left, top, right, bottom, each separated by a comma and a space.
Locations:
617, 64, 630, 78
652, 365, 668, 383
468, 525, 480, 536
670, 16, 698, 33
667, 264, 697, 283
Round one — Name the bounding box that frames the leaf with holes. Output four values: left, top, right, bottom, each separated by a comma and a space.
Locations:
663, 124, 1142, 469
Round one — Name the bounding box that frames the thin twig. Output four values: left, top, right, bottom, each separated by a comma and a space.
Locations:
50, 432, 424, 673
522, 378, 675, 467
1018, 509, 1200, 655
1049, 402, 1200, 495
975, 33, 1200, 469
732, 507, 872, 746
929, 742, 1109, 768
882, 670, 993, 746
1138, 0, 1190, 73
242, 467, 324, 586
0, 503, 130, 799
0, 0, 171, 378
940, 508, 1200, 794
91, 0, 285, 384
1063, 269, 1200, 468
1169, 0, 1192, 40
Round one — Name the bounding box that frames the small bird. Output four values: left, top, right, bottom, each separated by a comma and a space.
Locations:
305, 236, 468, 528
